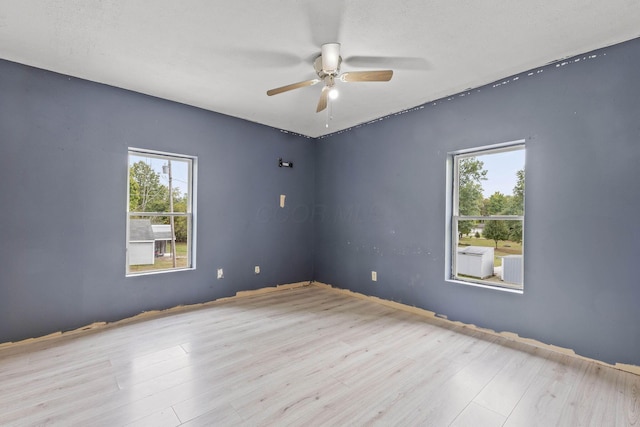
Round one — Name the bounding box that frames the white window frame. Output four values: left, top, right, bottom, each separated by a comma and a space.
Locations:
126, 148, 197, 276
445, 140, 525, 293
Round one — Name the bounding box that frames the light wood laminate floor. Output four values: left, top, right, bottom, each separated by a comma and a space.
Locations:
0, 285, 638, 426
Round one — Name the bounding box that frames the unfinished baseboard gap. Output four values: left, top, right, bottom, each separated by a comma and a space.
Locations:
2, 279, 637, 377
0, 281, 313, 351
311, 281, 640, 377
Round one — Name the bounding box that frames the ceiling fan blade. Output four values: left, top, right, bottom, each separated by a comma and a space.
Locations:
231, 48, 303, 68
340, 70, 393, 83
267, 79, 321, 96
344, 56, 429, 70
316, 86, 330, 113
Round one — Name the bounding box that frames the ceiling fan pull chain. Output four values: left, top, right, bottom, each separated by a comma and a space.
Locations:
326, 99, 333, 129
329, 99, 334, 122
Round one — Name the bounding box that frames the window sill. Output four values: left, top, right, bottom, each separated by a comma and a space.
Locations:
446, 278, 523, 294
126, 267, 195, 278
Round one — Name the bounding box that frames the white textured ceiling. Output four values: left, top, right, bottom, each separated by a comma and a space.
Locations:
2, 1, 640, 138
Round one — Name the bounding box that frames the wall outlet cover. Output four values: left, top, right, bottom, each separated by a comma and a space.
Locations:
217, 268, 224, 279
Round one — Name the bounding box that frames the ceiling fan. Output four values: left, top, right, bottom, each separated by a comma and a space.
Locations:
266, 43, 393, 113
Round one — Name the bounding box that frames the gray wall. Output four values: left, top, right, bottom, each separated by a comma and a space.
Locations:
314, 38, 640, 366
2, 37, 639, 367
0, 59, 314, 343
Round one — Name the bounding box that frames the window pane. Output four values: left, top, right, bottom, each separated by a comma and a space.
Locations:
128, 154, 191, 213
127, 215, 191, 274
456, 149, 525, 216
455, 219, 523, 290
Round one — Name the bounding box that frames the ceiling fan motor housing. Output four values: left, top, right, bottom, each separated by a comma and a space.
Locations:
314, 55, 342, 79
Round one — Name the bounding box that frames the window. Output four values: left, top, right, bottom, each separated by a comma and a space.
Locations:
448, 142, 525, 291
126, 149, 196, 275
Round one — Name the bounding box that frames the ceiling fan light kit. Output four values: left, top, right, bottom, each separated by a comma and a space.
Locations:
321, 42, 341, 72
267, 43, 393, 114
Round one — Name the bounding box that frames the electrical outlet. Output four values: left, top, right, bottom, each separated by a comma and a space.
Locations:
254, 266, 260, 274
217, 268, 224, 279
371, 271, 377, 282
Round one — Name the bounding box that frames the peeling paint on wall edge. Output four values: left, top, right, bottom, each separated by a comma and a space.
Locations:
314, 43, 614, 140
